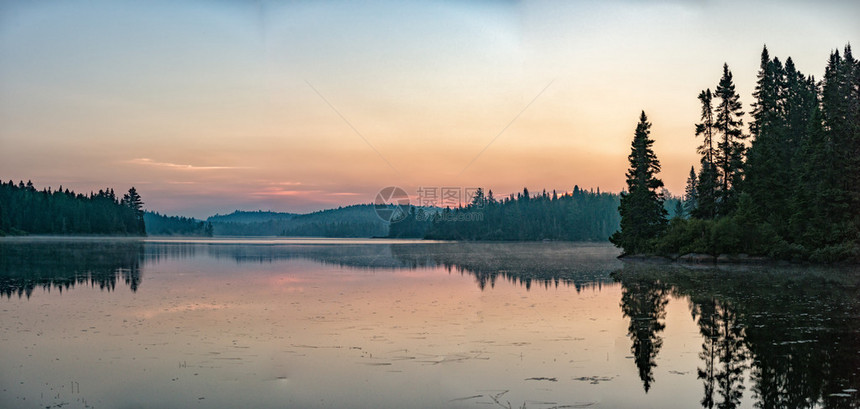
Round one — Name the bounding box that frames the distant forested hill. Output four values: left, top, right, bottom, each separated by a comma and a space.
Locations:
407, 187, 623, 241
207, 205, 388, 237
0, 180, 145, 236
208, 210, 297, 224
144, 211, 212, 236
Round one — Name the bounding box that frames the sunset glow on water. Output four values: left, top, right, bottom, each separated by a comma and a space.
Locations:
2, 239, 857, 408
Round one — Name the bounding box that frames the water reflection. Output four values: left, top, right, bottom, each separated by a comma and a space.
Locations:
2, 239, 857, 408
390, 242, 619, 291
613, 264, 860, 408
618, 277, 668, 393
0, 239, 143, 298
0, 240, 620, 297
691, 293, 748, 409
162, 241, 624, 291
151, 241, 621, 292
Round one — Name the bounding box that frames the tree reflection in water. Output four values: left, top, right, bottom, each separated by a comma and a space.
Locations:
0, 239, 144, 298
618, 277, 668, 393
614, 264, 859, 409
692, 297, 748, 409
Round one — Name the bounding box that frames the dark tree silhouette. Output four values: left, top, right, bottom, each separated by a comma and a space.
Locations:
420, 187, 621, 241
610, 111, 668, 254
0, 180, 146, 236
683, 166, 698, 218
144, 211, 213, 236
122, 187, 146, 235
694, 88, 719, 219
653, 43, 859, 262
619, 277, 669, 393
713, 64, 746, 216
745, 47, 818, 238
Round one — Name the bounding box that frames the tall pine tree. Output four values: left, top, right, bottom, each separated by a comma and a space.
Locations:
745, 48, 789, 231
713, 64, 746, 216
611, 111, 668, 254
839, 46, 860, 240
122, 187, 146, 235
694, 88, 719, 219
813, 46, 860, 246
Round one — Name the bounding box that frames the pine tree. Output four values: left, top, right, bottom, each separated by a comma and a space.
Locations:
749, 46, 779, 143
840, 45, 860, 238
470, 188, 486, 207
610, 111, 668, 254
815, 46, 860, 246
791, 100, 831, 247
684, 166, 698, 217
694, 89, 719, 219
122, 187, 146, 235
778, 58, 818, 236
713, 64, 746, 215
782, 57, 815, 152
745, 48, 781, 219
696, 89, 718, 166
744, 49, 812, 236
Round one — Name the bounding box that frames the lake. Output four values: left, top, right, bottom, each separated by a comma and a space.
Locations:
1, 238, 858, 408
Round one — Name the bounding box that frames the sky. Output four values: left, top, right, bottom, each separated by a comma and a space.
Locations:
1, 0, 858, 218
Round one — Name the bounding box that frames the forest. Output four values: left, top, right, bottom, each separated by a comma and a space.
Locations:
612, 44, 859, 262
392, 187, 648, 241
144, 211, 213, 237
209, 205, 389, 237
0, 180, 145, 236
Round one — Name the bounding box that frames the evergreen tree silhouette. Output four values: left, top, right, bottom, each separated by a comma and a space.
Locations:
610, 111, 668, 254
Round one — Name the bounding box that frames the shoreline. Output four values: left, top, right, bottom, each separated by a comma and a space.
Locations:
619, 253, 859, 266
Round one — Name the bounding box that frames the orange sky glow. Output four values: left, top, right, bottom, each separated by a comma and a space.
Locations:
1, 1, 857, 217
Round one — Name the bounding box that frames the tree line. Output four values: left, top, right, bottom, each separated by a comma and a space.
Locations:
144, 211, 213, 237
0, 180, 145, 236
612, 44, 859, 262
391, 187, 624, 241
209, 205, 389, 237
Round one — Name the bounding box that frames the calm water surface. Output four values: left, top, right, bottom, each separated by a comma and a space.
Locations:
0, 238, 858, 408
